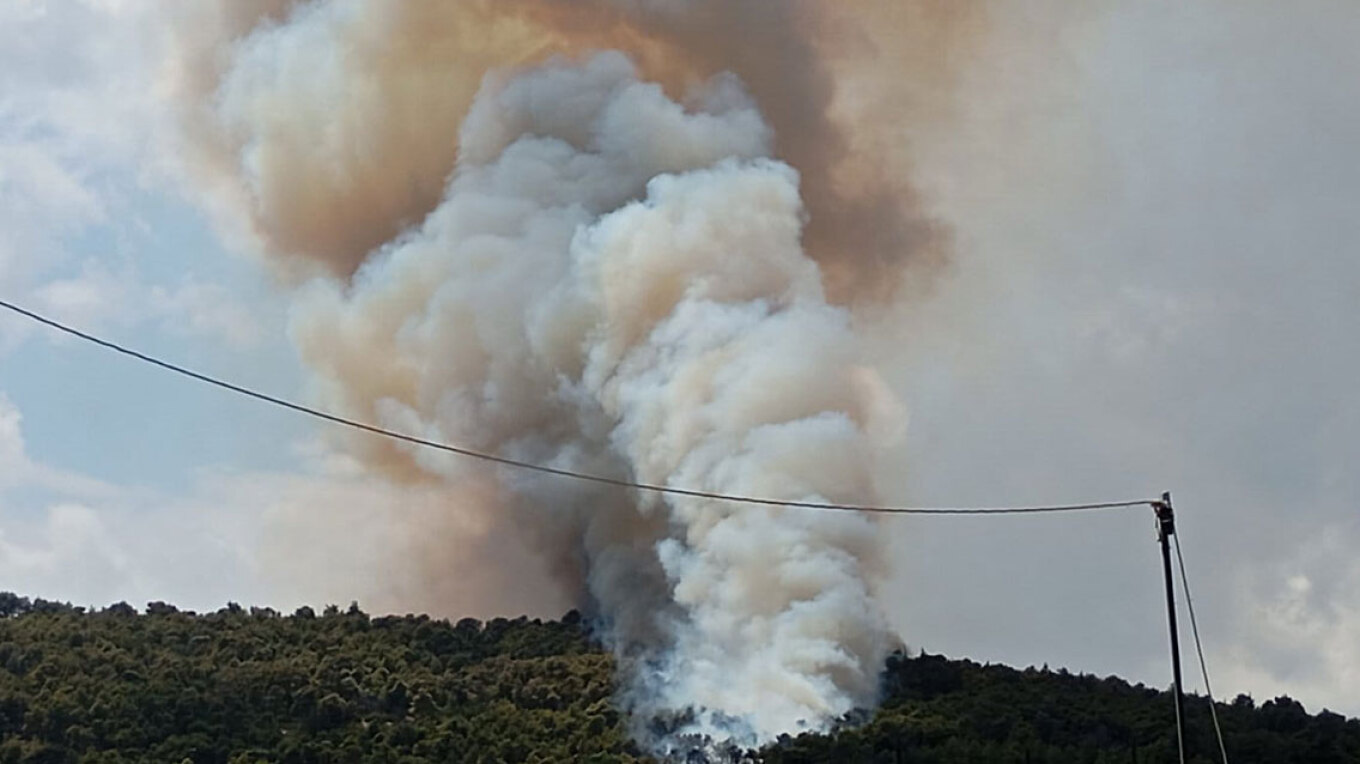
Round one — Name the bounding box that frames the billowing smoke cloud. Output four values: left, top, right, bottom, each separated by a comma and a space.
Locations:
163, 0, 973, 752
164, 0, 978, 300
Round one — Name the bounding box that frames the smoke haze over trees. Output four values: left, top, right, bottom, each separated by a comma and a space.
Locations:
6, 0, 1360, 753
0, 596, 1355, 763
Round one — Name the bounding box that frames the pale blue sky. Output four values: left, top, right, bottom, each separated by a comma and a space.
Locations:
1, 192, 306, 491
0, 0, 313, 611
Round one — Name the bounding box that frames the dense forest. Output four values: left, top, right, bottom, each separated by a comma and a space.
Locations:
0, 593, 1355, 763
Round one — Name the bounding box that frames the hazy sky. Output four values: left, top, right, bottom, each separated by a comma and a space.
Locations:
2, 0, 1359, 719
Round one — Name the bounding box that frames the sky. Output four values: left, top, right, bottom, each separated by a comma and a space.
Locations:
2, 0, 1359, 720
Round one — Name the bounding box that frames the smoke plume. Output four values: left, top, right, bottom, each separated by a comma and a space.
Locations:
164, 0, 978, 753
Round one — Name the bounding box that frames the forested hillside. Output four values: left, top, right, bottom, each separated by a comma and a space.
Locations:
0, 594, 1355, 763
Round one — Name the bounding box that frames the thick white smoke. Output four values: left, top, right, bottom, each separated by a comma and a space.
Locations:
158, 0, 976, 753
289, 52, 898, 748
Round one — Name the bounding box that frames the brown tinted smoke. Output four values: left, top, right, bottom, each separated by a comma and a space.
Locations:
163, 0, 985, 752
169, 0, 980, 301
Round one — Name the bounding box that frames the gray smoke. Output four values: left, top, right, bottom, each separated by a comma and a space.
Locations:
163, 0, 971, 752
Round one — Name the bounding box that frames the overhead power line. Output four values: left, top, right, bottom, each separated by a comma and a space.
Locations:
0, 297, 1159, 516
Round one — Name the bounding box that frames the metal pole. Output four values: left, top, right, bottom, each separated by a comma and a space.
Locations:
1156, 491, 1187, 764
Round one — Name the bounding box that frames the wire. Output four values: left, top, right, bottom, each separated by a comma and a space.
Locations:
1174, 531, 1229, 764
0, 297, 1160, 516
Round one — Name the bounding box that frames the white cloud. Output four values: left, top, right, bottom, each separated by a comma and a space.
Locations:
1219, 524, 1360, 711
0, 0, 1357, 725
0, 464, 566, 617
0, 391, 562, 616
0, 0, 157, 163
29, 262, 128, 328
0, 0, 258, 352
0, 503, 137, 604
31, 262, 263, 350
0, 393, 32, 487
874, 0, 1360, 717
0, 392, 215, 607
147, 281, 263, 350
0, 142, 106, 227
0, 139, 106, 306
0, 393, 119, 498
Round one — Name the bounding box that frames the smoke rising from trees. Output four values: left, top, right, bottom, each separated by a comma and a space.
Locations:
164, 0, 975, 750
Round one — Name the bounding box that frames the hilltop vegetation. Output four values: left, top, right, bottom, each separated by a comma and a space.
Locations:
0, 593, 1355, 763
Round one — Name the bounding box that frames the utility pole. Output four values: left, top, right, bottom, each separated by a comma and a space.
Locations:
1155, 491, 1187, 764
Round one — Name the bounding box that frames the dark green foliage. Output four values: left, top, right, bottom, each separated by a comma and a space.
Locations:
0, 597, 640, 763
0, 593, 1356, 763
761, 652, 1360, 764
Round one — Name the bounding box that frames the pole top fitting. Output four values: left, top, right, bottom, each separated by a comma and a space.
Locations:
1153, 491, 1175, 540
